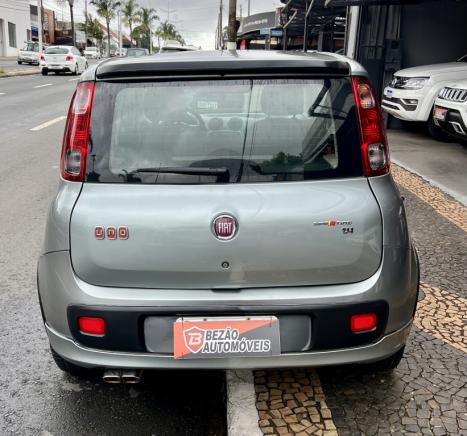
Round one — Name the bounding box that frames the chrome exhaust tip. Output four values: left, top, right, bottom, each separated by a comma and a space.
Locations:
121, 369, 142, 384
103, 368, 122, 384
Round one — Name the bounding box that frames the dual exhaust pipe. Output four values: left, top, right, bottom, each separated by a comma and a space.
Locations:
103, 369, 142, 384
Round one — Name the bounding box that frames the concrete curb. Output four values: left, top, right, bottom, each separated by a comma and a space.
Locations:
0, 69, 40, 79
392, 158, 467, 206
227, 370, 262, 436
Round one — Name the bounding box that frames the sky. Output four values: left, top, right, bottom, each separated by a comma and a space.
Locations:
42, 0, 283, 49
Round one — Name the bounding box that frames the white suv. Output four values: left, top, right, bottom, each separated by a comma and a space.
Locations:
382, 55, 467, 140
434, 80, 467, 144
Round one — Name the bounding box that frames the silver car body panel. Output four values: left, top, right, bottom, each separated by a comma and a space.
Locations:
38, 173, 418, 368
69, 178, 383, 289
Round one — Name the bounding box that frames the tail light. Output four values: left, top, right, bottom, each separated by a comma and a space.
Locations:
350, 313, 377, 333
78, 317, 105, 336
352, 76, 390, 177
60, 82, 95, 181
40, 54, 45, 61
66, 55, 73, 61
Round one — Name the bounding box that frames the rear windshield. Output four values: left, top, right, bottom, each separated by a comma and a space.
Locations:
45, 47, 69, 55
126, 49, 148, 57
88, 78, 362, 184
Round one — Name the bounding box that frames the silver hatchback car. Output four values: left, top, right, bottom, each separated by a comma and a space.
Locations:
38, 51, 419, 381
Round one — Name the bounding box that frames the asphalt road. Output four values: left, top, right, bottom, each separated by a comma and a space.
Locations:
0, 73, 227, 436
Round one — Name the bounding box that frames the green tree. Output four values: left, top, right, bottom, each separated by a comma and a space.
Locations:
81, 12, 104, 49
90, 0, 121, 57
133, 7, 159, 53
155, 20, 185, 49
121, 0, 139, 47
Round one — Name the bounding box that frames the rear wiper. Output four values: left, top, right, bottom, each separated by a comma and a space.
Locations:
124, 167, 231, 183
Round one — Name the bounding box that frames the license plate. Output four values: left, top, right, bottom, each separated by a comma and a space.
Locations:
434, 107, 448, 121
173, 316, 280, 359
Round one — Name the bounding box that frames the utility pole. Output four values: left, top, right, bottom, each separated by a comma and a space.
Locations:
68, 0, 75, 46
160, 1, 177, 23
117, 10, 122, 55
84, 0, 88, 45
37, 0, 43, 53
217, 0, 223, 50
248, 0, 250, 16
227, 0, 237, 50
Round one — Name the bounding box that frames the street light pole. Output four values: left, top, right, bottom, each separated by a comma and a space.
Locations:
37, 0, 43, 53
68, 0, 75, 46
227, 0, 237, 50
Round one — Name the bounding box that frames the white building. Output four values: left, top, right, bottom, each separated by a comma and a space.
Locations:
0, 0, 31, 57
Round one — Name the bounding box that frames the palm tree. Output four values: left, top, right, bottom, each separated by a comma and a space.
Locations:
91, 0, 121, 57
133, 7, 159, 53
81, 12, 104, 50
121, 0, 139, 47
155, 20, 185, 49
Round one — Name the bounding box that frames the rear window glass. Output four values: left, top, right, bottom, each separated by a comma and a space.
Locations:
88, 78, 362, 184
45, 47, 69, 54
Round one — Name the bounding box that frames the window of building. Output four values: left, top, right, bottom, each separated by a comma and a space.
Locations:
8, 22, 16, 48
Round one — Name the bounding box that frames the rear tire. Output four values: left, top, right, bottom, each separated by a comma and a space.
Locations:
369, 346, 405, 371
427, 116, 453, 142
50, 347, 94, 378
41, 69, 48, 76
72, 64, 78, 75
17, 60, 22, 65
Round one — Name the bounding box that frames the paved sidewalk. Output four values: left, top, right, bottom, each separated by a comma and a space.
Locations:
389, 129, 467, 205
251, 164, 466, 436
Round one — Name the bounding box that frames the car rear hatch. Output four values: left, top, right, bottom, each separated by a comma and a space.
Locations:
67, 55, 387, 289
44, 47, 69, 64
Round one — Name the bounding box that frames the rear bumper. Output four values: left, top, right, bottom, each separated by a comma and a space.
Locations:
38, 239, 418, 368
45, 320, 412, 369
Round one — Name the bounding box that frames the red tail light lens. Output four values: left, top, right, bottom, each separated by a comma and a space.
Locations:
350, 313, 377, 333
352, 76, 390, 177
60, 82, 95, 181
78, 317, 105, 336
40, 54, 45, 61
66, 55, 73, 61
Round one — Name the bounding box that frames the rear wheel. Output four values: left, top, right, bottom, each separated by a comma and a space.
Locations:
369, 346, 405, 371
17, 60, 22, 65
72, 64, 78, 75
41, 68, 48, 76
50, 347, 94, 378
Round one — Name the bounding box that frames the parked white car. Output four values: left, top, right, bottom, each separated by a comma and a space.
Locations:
382, 55, 467, 140
433, 80, 467, 144
17, 42, 41, 65
84, 46, 100, 59
40, 46, 88, 76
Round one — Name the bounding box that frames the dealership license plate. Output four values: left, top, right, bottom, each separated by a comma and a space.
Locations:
173, 316, 280, 359
434, 107, 448, 121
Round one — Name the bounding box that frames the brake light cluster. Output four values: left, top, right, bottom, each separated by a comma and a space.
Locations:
60, 82, 95, 181
66, 55, 73, 61
352, 76, 390, 177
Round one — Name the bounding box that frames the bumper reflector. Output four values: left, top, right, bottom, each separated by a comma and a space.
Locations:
79, 317, 106, 336
350, 313, 377, 333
